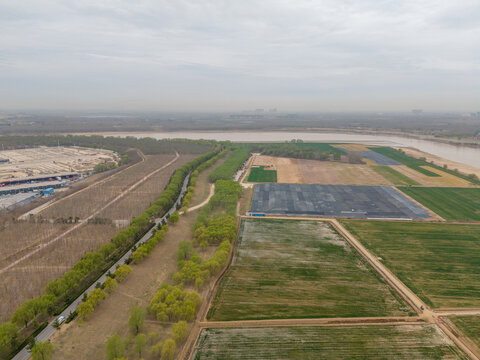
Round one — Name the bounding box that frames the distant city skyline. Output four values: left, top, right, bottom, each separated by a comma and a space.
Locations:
0, 1, 479, 111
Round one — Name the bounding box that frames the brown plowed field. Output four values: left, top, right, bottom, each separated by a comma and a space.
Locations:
250, 154, 393, 185
393, 165, 472, 187
297, 159, 392, 185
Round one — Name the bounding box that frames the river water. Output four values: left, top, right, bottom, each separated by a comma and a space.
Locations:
97, 131, 480, 169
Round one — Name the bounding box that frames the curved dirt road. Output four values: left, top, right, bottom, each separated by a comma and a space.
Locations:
187, 184, 215, 212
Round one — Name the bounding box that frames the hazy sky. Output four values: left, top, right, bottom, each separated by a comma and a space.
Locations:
0, 1, 479, 111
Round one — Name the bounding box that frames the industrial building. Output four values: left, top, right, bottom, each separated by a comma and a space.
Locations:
0, 172, 78, 186
0, 192, 40, 211
0, 180, 65, 196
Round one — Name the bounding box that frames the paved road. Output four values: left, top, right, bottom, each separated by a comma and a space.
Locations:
12, 173, 190, 360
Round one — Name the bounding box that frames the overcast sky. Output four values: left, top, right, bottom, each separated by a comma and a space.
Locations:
0, 0, 479, 112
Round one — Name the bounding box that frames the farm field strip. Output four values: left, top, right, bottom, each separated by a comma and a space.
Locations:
449, 316, 480, 351
191, 325, 469, 360
247, 165, 277, 183
340, 220, 480, 309
392, 164, 472, 187
369, 147, 441, 177
199, 316, 424, 328
372, 165, 419, 185
297, 158, 392, 185
207, 218, 411, 321
397, 187, 480, 221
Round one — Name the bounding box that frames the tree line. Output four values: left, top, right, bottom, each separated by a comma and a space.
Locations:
0, 134, 216, 155
250, 143, 344, 161
172, 180, 241, 291
208, 147, 250, 182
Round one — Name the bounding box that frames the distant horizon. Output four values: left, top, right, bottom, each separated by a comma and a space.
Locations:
1, 108, 478, 115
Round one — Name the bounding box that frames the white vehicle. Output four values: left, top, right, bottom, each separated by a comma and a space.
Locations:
55, 315, 66, 327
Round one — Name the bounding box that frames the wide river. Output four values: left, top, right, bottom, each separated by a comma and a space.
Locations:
97, 131, 480, 169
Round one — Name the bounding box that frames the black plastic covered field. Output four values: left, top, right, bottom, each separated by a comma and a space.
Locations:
249, 184, 429, 219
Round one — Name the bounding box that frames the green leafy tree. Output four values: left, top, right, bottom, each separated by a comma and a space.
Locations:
134, 333, 147, 357
132, 246, 148, 263
129, 306, 146, 334
77, 301, 94, 322
148, 331, 159, 345
168, 211, 179, 224
172, 321, 188, 343
161, 339, 176, 360
114, 264, 132, 282
150, 341, 163, 357
177, 240, 196, 262
12, 302, 34, 328
105, 334, 125, 360
31, 341, 53, 360
0, 322, 18, 353
104, 277, 118, 293
88, 288, 107, 306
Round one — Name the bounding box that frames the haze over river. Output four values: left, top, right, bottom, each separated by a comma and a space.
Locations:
97, 131, 480, 169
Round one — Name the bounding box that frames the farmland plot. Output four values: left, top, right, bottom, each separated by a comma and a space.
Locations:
341, 220, 480, 308
98, 154, 196, 220
450, 316, 480, 349
0, 221, 71, 268
397, 187, 480, 221
192, 325, 467, 359
40, 154, 176, 219
0, 223, 117, 321
208, 219, 410, 321
372, 166, 419, 186
247, 166, 277, 183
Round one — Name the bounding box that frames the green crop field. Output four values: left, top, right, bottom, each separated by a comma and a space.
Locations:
370, 147, 440, 177
207, 219, 410, 321
372, 166, 419, 185
450, 316, 480, 348
341, 220, 480, 308
247, 166, 277, 183
192, 325, 468, 359
398, 187, 480, 221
